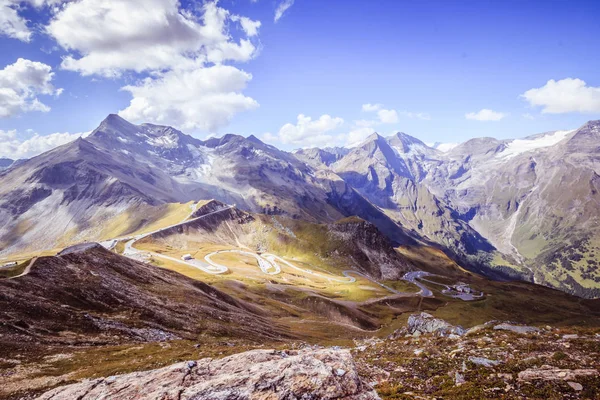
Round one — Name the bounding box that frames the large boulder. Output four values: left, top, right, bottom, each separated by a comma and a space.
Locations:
36, 348, 380, 400
406, 312, 466, 337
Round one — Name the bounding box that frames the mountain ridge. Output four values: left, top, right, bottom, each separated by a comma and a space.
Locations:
1, 115, 600, 297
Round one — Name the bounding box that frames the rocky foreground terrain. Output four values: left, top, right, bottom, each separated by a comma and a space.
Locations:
36, 348, 379, 400
28, 313, 600, 400
354, 313, 600, 399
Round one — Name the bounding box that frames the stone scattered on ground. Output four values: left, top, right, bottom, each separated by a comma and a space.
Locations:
568, 381, 584, 391
354, 315, 600, 399
517, 365, 599, 381
468, 356, 501, 367
37, 348, 380, 400
493, 323, 540, 334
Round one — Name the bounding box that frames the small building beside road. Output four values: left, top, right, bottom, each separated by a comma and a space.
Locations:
182, 254, 193, 261
1, 261, 18, 268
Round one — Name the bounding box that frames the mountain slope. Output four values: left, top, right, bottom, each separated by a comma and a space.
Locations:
0, 245, 283, 350
1, 114, 599, 297
318, 122, 600, 297
423, 121, 600, 296
331, 133, 494, 272
0, 115, 416, 256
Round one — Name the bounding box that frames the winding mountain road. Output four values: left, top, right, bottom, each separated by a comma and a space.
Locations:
402, 271, 434, 297
22, 202, 437, 299
204, 250, 281, 275
5, 200, 465, 303
120, 205, 235, 274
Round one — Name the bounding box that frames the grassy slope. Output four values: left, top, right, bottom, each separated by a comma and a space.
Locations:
3, 203, 600, 399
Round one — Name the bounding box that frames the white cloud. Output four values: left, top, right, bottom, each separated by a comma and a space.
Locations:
119, 64, 258, 132
346, 127, 376, 147
361, 103, 396, 125
274, 0, 294, 22
47, 0, 260, 76
465, 108, 505, 121
521, 78, 600, 114
265, 114, 344, 147
362, 103, 382, 112
0, 129, 84, 158
0, 0, 66, 42
42, 0, 261, 132
522, 113, 535, 120
377, 108, 398, 124
0, 0, 32, 41
231, 15, 261, 37
0, 58, 61, 118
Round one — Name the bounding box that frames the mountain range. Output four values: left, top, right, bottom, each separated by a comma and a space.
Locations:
1, 114, 599, 298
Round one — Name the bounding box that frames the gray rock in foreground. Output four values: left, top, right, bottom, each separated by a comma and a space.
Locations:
493, 323, 540, 334
407, 312, 466, 337
36, 348, 380, 400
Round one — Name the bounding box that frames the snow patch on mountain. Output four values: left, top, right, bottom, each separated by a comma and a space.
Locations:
428, 142, 459, 153
144, 132, 179, 149
498, 130, 573, 159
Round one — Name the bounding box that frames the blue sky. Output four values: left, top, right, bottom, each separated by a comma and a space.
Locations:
1, 0, 600, 157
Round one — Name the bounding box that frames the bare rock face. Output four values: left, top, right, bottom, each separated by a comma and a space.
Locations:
36, 348, 380, 400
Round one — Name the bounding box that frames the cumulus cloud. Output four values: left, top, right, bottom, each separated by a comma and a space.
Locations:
0, 58, 61, 118
119, 65, 258, 132
264, 114, 344, 147
274, 0, 294, 22
41, 0, 262, 132
231, 15, 261, 37
521, 78, 600, 114
0, 0, 32, 41
0, 129, 84, 158
0, 0, 65, 42
465, 108, 505, 121
47, 0, 259, 76
361, 103, 395, 125
377, 109, 398, 124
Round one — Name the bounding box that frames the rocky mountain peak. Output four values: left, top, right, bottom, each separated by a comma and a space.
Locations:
567, 119, 600, 152
387, 132, 437, 159
388, 132, 428, 152
294, 147, 349, 168
246, 134, 265, 145
448, 136, 507, 158
362, 132, 386, 145
94, 113, 137, 136
202, 133, 247, 148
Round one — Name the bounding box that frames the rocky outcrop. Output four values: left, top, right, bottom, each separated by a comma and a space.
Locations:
328, 217, 414, 279
493, 323, 540, 334
518, 365, 599, 381
36, 348, 380, 400
391, 312, 466, 338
